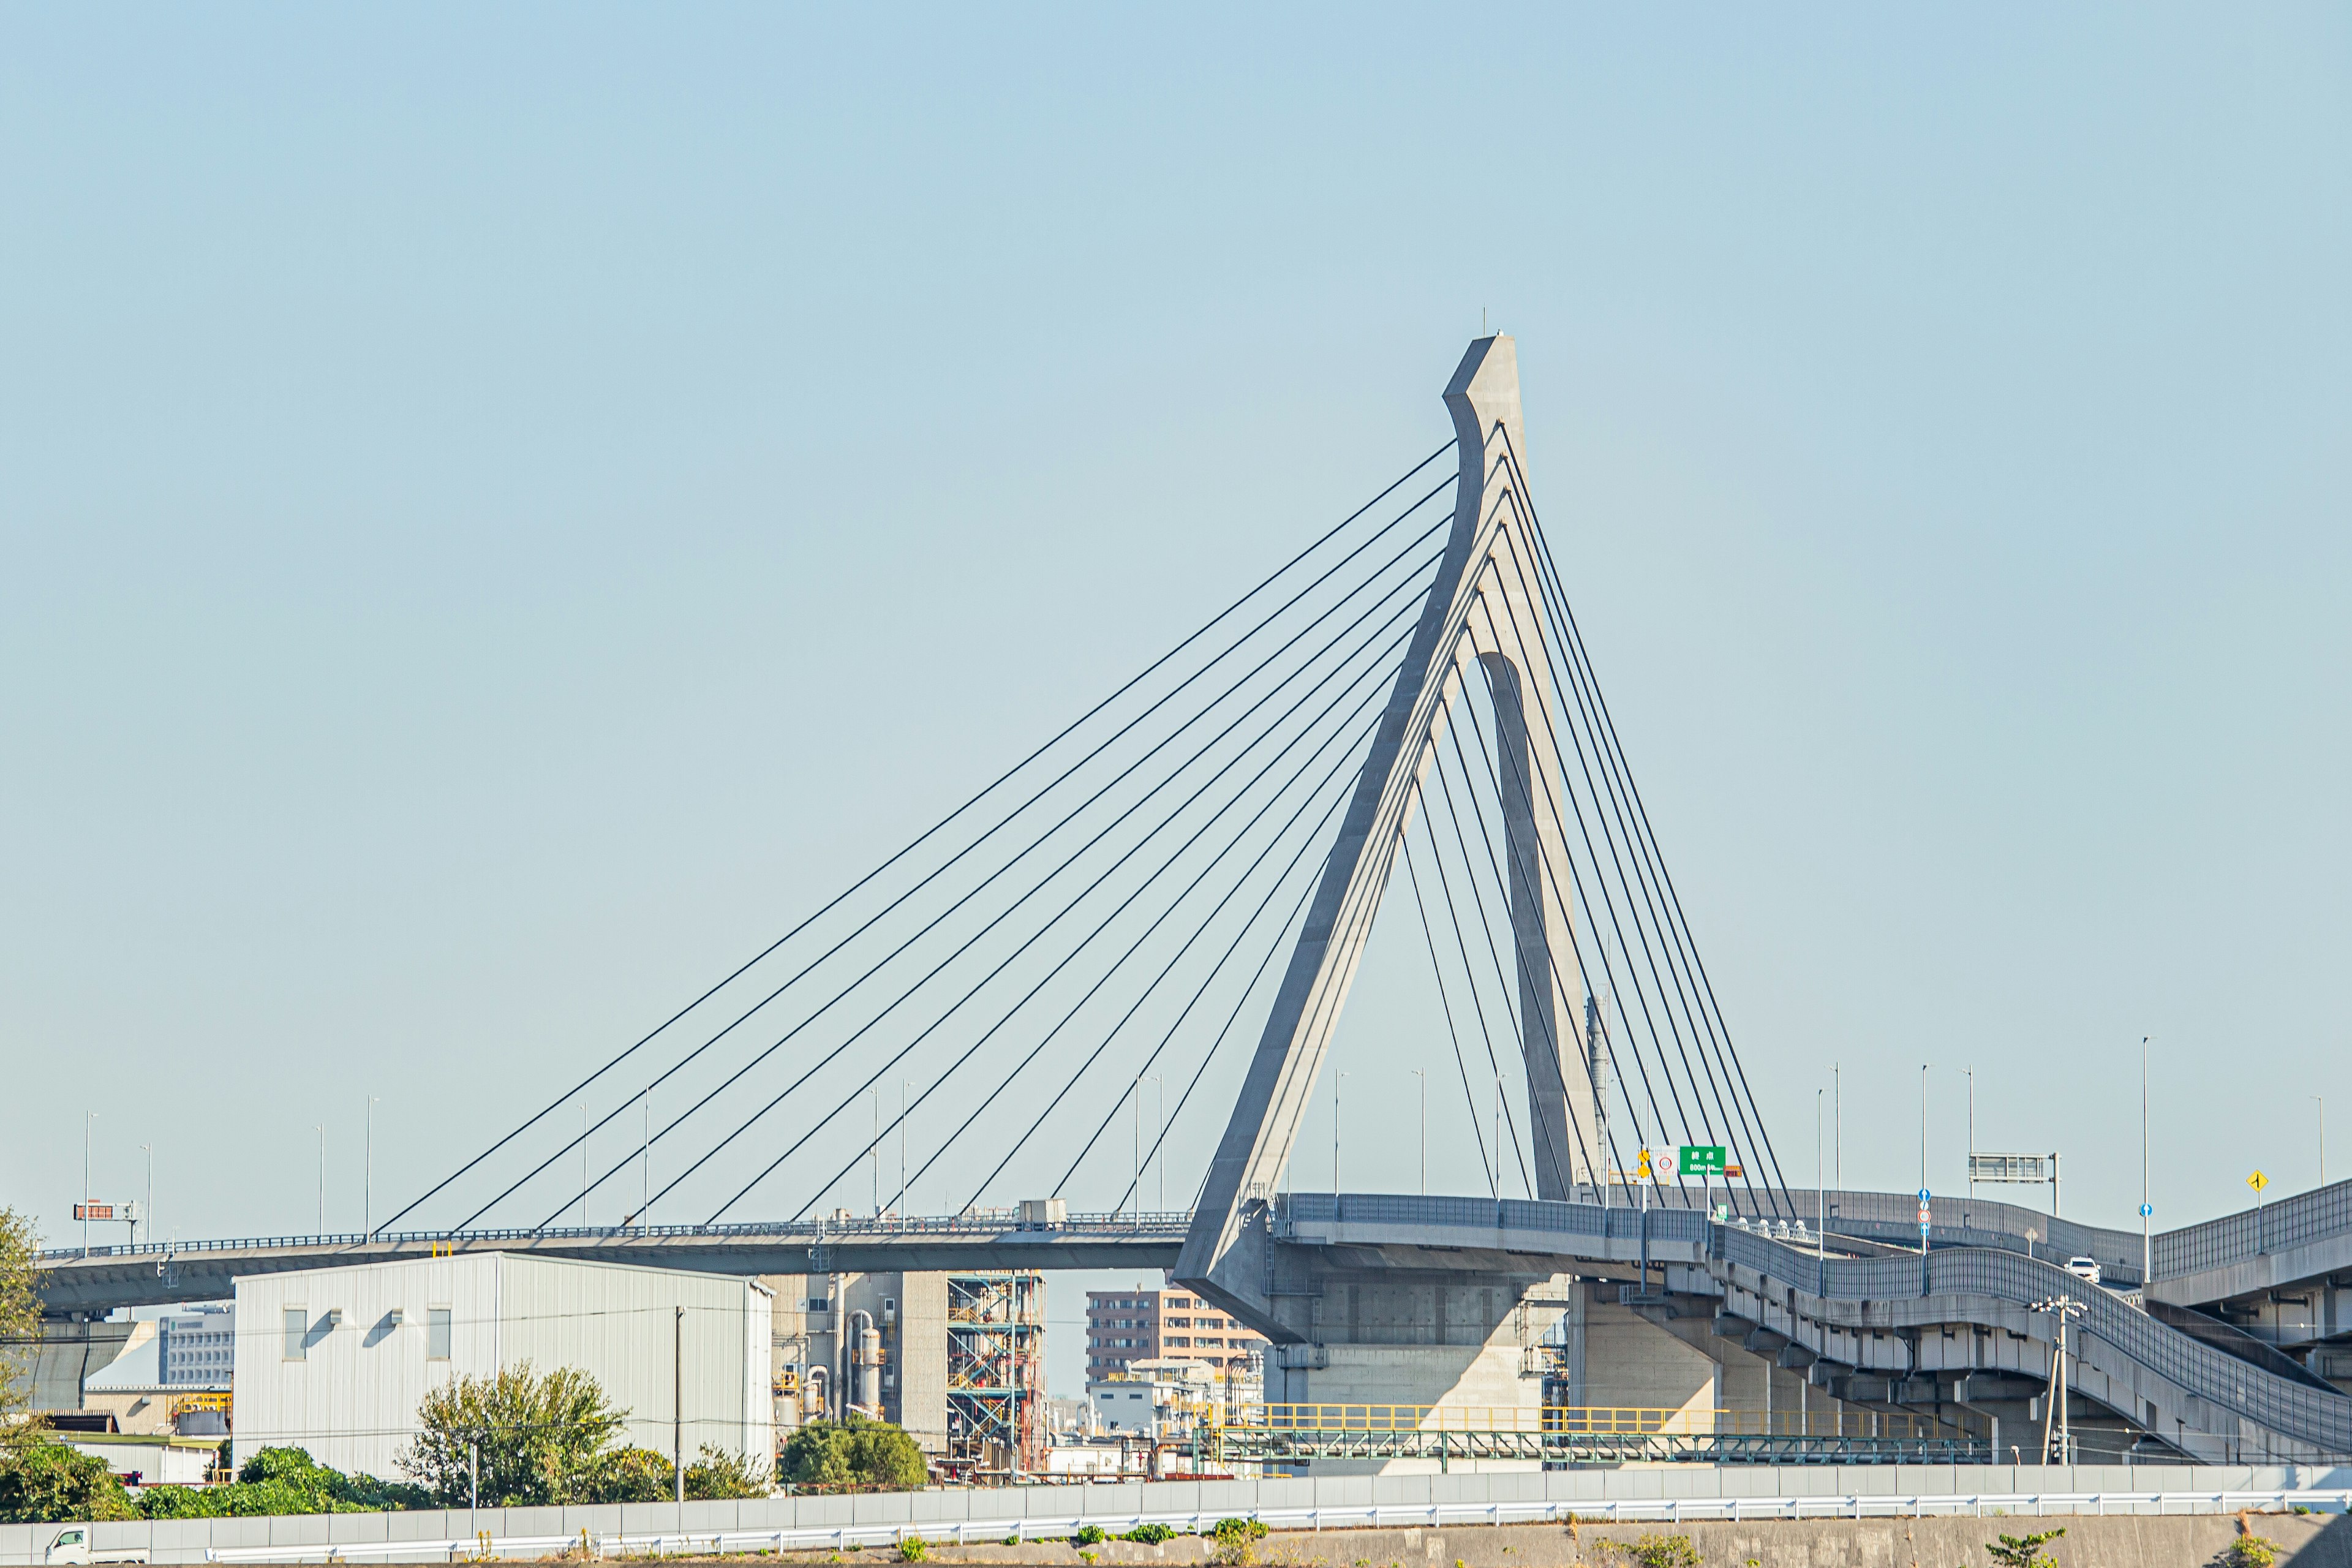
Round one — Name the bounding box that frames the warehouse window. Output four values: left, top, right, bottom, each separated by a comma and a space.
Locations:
428, 1307, 451, 1360
284, 1308, 306, 1360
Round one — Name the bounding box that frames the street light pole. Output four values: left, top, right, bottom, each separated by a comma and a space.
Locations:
1815, 1088, 1825, 1262
140, 1145, 152, 1248
1411, 1071, 1427, 1195
1920, 1062, 1931, 1257
316, 1124, 325, 1234
2315, 1096, 2327, 1187
82, 1112, 96, 1257
2143, 1038, 2154, 1284
1333, 1071, 1348, 1193
1833, 1062, 1841, 1189
1965, 1068, 1975, 1200
365, 1095, 379, 1237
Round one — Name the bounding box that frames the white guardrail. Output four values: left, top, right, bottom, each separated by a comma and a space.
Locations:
199, 1491, 2352, 1562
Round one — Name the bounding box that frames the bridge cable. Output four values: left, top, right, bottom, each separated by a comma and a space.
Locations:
1398, 827, 1498, 1199
957, 698, 1384, 1209
1485, 530, 1779, 1217
1415, 738, 1537, 1199
389, 440, 1453, 1233
802, 640, 1408, 1218
1424, 664, 1602, 1200
1499, 442, 1795, 1208
494, 515, 1447, 1229
679, 583, 1439, 1223
1460, 551, 1739, 1205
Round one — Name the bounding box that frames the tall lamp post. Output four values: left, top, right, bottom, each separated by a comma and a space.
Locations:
1919, 1062, 1931, 1256
2142, 1038, 2154, 1284
81, 1112, 97, 1257
1964, 1068, 1975, 1200
1411, 1069, 1427, 1195
2316, 1095, 2328, 1187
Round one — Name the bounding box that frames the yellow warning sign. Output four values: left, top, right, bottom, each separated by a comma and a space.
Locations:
2248, 1170, 2269, 1194
1636, 1149, 1654, 1182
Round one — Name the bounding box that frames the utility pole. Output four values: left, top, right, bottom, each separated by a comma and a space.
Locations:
2030, 1295, 2086, 1465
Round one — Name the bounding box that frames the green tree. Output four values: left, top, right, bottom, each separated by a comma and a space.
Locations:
684, 1443, 770, 1499
0, 1209, 43, 1445
778, 1415, 925, 1491
398, 1363, 627, 1507
0, 1441, 138, 1525
1985, 1528, 2065, 1568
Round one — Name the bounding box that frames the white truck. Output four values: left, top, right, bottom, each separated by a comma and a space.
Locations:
43, 1526, 149, 1565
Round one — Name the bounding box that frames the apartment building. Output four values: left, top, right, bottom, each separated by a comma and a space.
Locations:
1084, 1283, 1265, 1376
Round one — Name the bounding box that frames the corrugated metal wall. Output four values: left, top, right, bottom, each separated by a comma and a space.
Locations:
232, 1256, 771, 1482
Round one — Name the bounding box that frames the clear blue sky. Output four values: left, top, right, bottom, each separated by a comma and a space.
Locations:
4, 7, 2346, 1395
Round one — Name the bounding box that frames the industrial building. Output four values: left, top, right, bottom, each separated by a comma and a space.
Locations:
230, 1254, 772, 1482
764, 1270, 1042, 1480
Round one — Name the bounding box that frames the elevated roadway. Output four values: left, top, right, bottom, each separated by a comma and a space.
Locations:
34, 1212, 1188, 1316
39, 1183, 2352, 1460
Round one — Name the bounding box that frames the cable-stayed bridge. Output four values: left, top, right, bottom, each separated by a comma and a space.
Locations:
39, 337, 2352, 1466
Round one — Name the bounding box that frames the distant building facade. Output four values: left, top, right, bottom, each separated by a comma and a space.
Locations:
1085, 1283, 1265, 1376
232, 1254, 772, 1480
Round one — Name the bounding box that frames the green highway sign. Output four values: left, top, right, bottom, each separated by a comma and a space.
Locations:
1679, 1145, 1728, 1176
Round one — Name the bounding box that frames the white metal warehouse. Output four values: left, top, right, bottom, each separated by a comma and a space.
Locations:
231, 1254, 772, 1482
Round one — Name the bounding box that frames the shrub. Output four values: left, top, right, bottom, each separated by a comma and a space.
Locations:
1623, 1534, 1702, 1568
586, 1446, 674, 1504
0, 1441, 137, 1525
1125, 1523, 1176, 1543
1072, 1525, 1108, 1545
896, 1536, 928, 1562
2223, 1538, 2277, 1568
685, 1443, 771, 1500
780, 1416, 926, 1491
1985, 1529, 2066, 1568
1212, 1517, 1268, 1567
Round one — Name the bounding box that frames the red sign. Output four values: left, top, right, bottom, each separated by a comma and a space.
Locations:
74, 1203, 115, 1221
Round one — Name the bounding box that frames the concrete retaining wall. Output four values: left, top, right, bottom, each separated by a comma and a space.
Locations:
4, 1464, 2350, 1564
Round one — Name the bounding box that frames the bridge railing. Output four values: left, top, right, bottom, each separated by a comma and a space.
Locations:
2154, 1177, 2352, 1281
1224, 1404, 1956, 1439
1714, 1224, 2352, 1453
38, 1210, 1195, 1264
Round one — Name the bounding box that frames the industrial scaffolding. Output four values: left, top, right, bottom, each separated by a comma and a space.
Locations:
945, 1272, 1044, 1480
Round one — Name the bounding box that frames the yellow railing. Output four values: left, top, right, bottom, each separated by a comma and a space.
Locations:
1219, 1404, 1953, 1440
